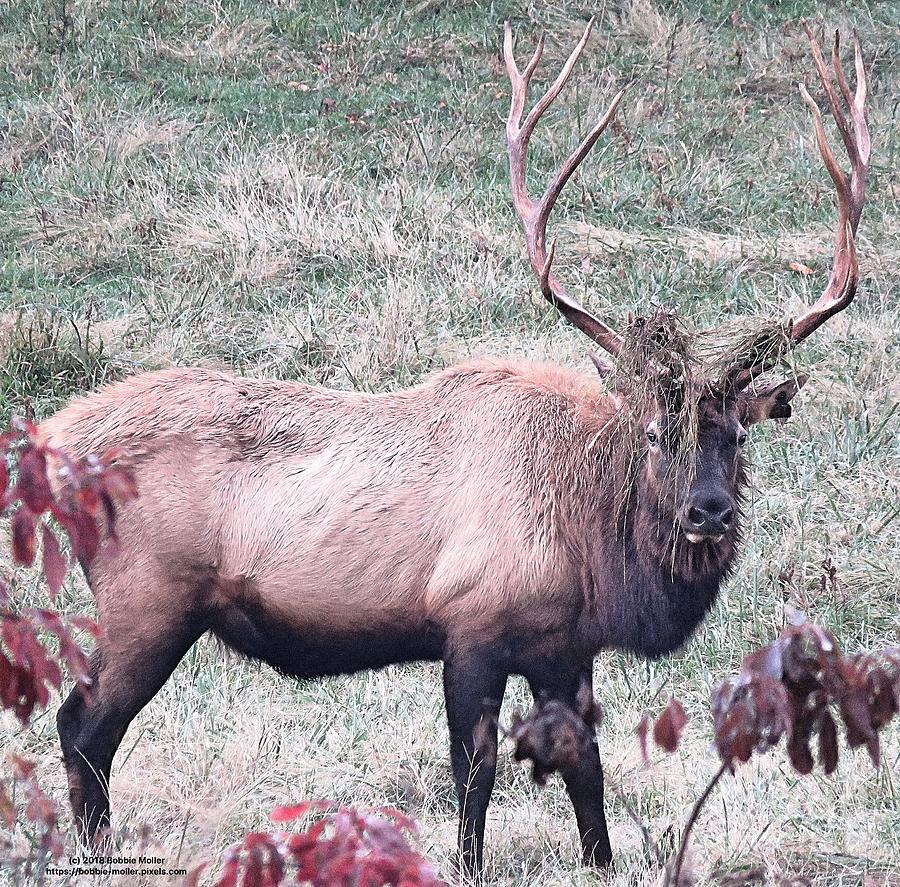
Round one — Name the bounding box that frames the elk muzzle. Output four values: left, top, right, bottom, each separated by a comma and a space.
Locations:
679, 493, 735, 543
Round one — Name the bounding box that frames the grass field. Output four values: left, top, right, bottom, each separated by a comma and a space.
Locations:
1, 0, 899, 885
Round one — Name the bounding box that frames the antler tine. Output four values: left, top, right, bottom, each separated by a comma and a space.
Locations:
521, 24, 593, 150
503, 23, 544, 151
802, 23, 858, 170
832, 31, 854, 110
788, 22, 870, 346
537, 92, 624, 235
503, 20, 625, 358
849, 33, 870, 229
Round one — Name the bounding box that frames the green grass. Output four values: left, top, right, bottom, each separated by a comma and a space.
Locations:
1, 0, 899, 885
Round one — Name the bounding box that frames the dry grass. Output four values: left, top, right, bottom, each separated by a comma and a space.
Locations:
568, 221, 900, 277
0, 0, 898, 885
611, 0, 707, 65
154, 20, 273, 68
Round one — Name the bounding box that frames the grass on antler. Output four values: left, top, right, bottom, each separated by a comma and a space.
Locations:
599, 311, 795, 519
701, 318, 794, 381
599, 311, 702, 512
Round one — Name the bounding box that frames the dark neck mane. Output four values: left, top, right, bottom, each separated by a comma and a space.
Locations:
582, 460, 745, 660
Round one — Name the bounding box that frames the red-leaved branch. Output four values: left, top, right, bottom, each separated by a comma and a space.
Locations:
191, 802, 445, 887
1, 419, 136, 875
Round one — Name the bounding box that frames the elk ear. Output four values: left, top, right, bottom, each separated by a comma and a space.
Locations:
741, 374, 809, 425
588, 350, 614, 377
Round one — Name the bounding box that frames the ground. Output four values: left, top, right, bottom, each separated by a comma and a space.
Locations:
0, 1, 898, 885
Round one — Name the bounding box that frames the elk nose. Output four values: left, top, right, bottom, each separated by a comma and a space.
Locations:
685, 498, 734, 535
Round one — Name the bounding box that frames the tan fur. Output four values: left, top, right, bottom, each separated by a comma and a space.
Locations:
41, 360, 616, 648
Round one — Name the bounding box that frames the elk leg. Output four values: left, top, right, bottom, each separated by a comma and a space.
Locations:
527, 663, 612, 868
57, 617, 204, 845
443, 650, 508, 880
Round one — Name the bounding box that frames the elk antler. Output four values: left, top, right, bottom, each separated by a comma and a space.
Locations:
503, 20, 625, 358
730, 23, 869, 390
790, 22, 870, 344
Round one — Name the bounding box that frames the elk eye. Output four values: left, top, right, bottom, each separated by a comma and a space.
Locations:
646, 429, 659, 445
737, 430, 748, 447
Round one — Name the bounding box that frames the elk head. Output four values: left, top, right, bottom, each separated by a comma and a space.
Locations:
503, 19, 869, 546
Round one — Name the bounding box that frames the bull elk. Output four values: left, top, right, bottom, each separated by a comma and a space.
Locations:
43, 19, 869, 878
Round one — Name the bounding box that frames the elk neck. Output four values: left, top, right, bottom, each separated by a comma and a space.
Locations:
567, 413, 746, 661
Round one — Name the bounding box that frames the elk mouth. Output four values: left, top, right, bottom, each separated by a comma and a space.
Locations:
684, 532, 724, 545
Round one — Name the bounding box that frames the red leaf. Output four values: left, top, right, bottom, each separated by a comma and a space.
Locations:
0, 651, 16, 710
41, 524, 67, 600
271, 802, 313, 823
100, 492, 118, 537
12, 507, 36, 565
837, 677, 880, 765
635, 714, 650, 764
818, 709, 838, 774
183, 863, 208, 887
75, 486, 100, 516
653, 698, 688, 753
15, 446, 53, 514
262, 853, 284, 887
242, 852, 264, 887
9, 753, 36, 780
0, 456, 8, 501
242, 832, 276, 850
25, 608, 89, 684
743, 642, 784, 680
377, 805, 419, 834
213, 858, 239, 887
69, 512, 100, 564
69, 615, 102, 637
285, 819, 327, 856
866, 667, 898, 730
102, 466, 138, 502
786, 702, 816, 776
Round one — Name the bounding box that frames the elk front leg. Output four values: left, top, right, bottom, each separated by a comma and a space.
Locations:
527, 662, 612, 868
443, 649, 508, 880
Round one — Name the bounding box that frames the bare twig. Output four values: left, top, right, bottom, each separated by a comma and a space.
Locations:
669, 761, 728, 887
